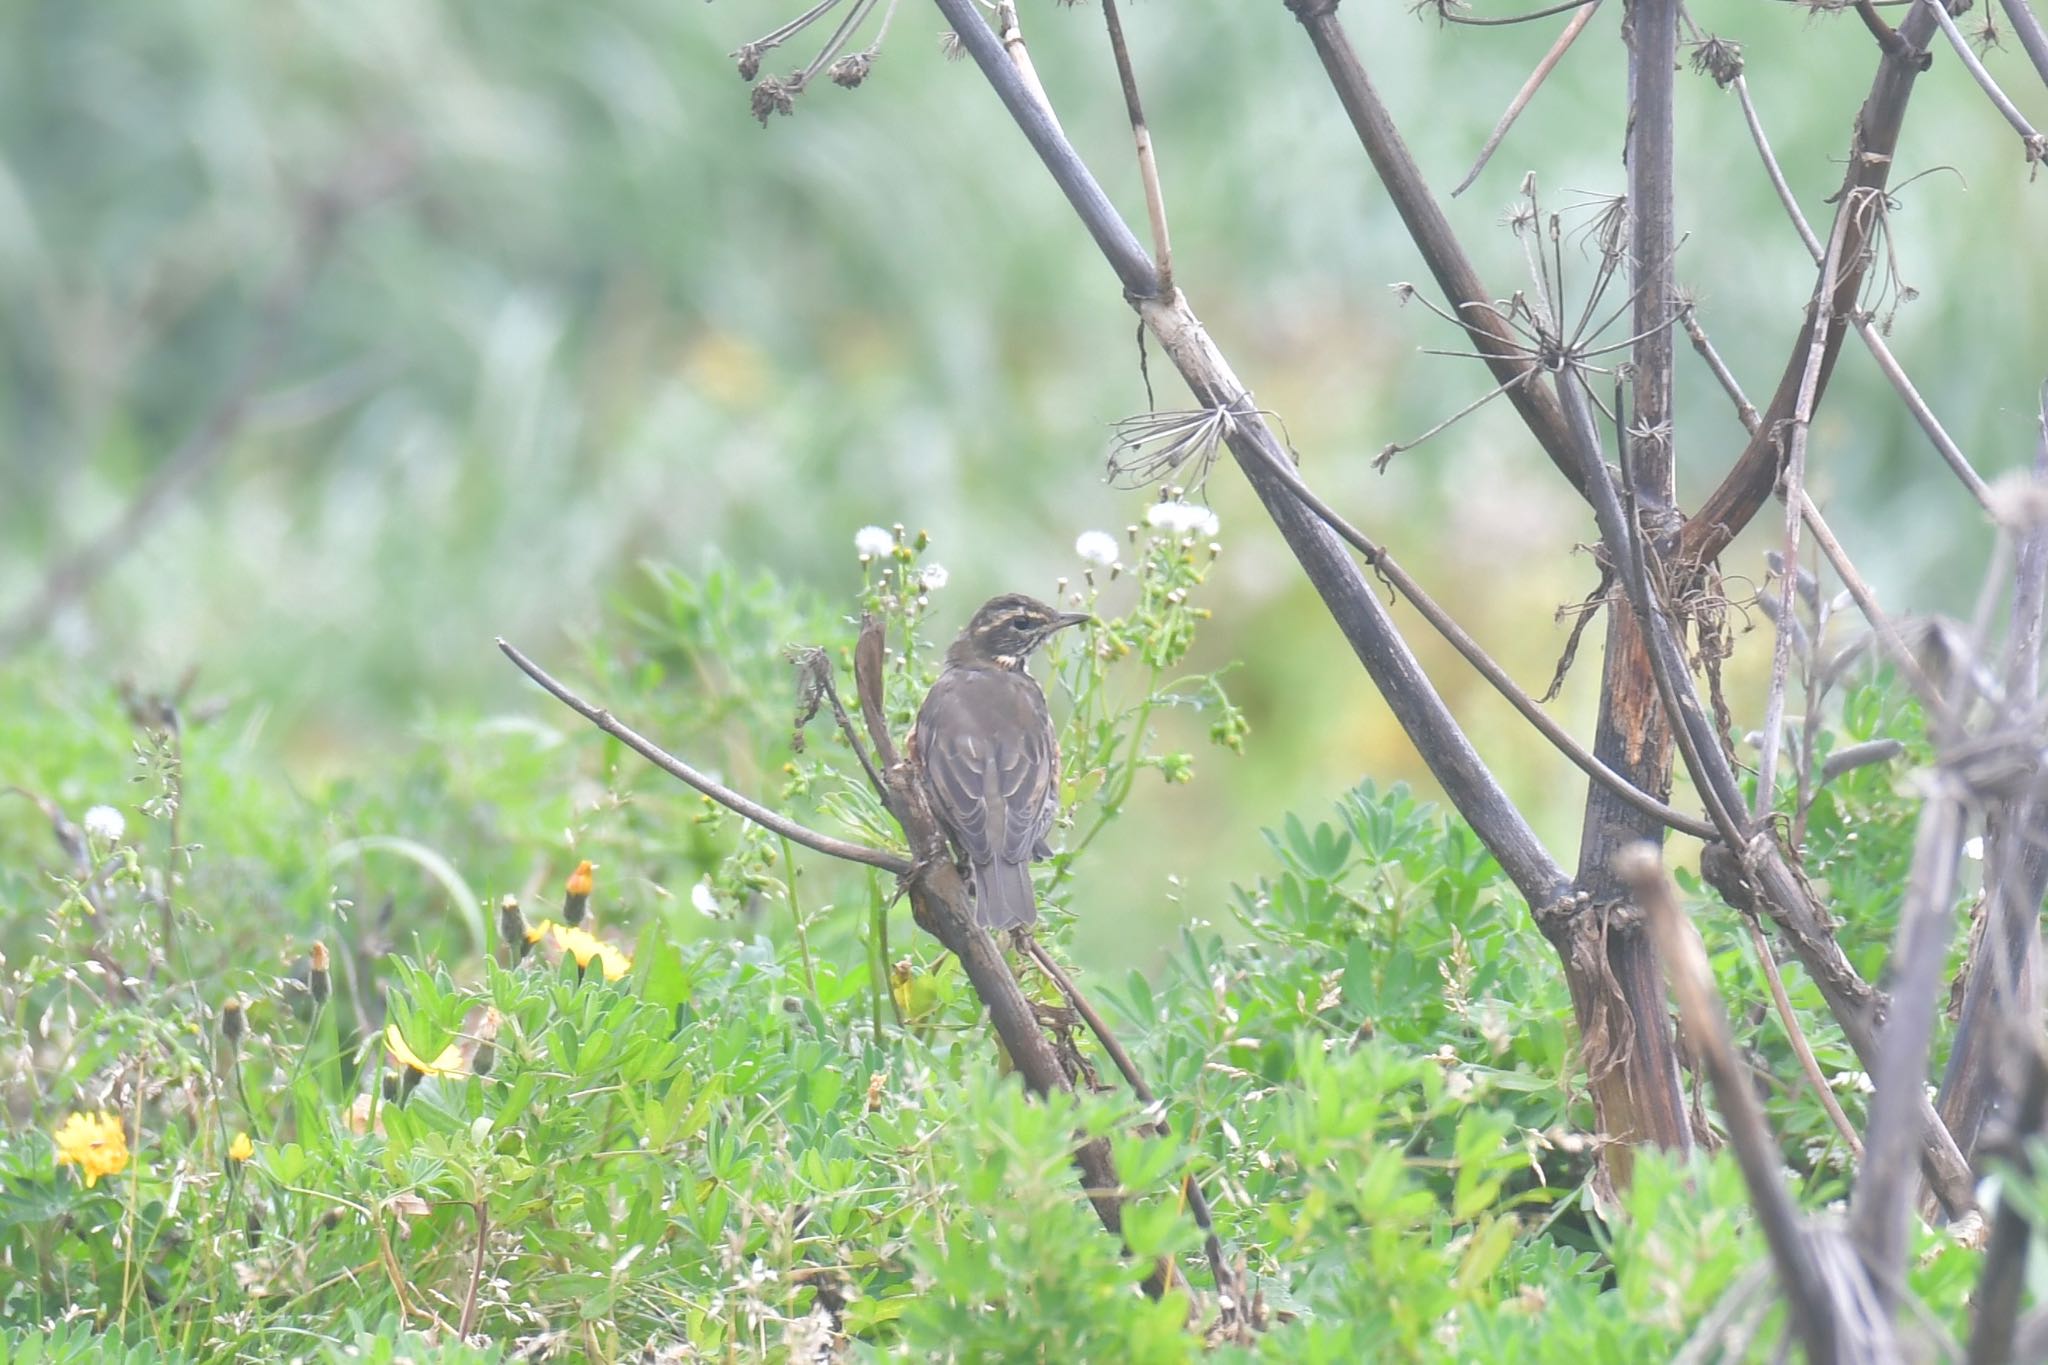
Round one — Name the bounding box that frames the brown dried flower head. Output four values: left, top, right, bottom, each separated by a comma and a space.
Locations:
830, 52, 873, 89
752, 75, 798, 125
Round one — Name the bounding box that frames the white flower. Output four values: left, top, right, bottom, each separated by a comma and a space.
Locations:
853, 525, 894, 558
1074, 530, 1119, 566
691, 879, 719, 916
920, 563, 949, 591
1963, 836, 1985, 861
1145, 500, 1220, 538
82, 806, 125, 843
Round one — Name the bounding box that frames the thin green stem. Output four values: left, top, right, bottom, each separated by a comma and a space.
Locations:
778, 836, 818, 996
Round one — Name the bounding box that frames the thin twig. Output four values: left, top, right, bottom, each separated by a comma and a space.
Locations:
1100, 0, 1173, 291
1230, 401, 1716, 839
1452, 0, 1604, 196
1728, 72, 1992, 511
458, 1199, 489, 1339
1445, 0, 1599, 24
497, 638, 911, 875
1021, 937, 1240, 1313
1797, 494, 1951, 716
1754, 201, 1853, 822
1679, 302, 1761, 435
994, 1, 1064, 138
791, 647, 891, 801
1922, 0, 2048, 163
1854, 317, 1996, 511
1746, 918, 1865, 1157
1731, 75, 1824, 258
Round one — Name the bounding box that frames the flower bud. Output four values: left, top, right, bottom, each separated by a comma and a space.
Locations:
562, 861, 595, 927
309, 943, 330, 1007
498, 895, 530, 961
220, 997, 245, 1053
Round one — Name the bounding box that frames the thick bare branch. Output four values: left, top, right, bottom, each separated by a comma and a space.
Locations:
1966, 1035, 2048, 1365
1683, 5, 1940, 566
1727, 73, 1994, 511
1849, 789, 1966, 1314
940, 1, 1157, 297
1563, 370, 1980, 1214
935, 0, 1573, 912
1284, 0, 1587, 496
1999, 0, 2048, 93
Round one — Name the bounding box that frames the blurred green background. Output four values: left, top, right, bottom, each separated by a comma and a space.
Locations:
3, 0, 2043, 972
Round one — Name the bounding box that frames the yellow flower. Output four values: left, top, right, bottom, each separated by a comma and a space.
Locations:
548, 923, 632, 981
228, 1131, 254, 1162
53, 1111, 129, 1188
524, 917, 554, 945
384, 1023, 466, 1078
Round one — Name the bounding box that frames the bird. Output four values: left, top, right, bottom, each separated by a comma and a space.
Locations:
912, 593, 1090, 931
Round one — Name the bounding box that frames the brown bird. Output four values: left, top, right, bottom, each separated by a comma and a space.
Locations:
913, 593, 1090, 931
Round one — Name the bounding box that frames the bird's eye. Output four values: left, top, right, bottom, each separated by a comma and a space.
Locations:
1007, 614, 1031, 629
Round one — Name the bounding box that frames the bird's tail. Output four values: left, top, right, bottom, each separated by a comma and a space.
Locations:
971, 859, 1038, 931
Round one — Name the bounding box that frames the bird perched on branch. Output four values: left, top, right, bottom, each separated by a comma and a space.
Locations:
912, 593, 1090, 931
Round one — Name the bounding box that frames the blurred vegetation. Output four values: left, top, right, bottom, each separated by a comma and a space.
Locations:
0, 548, 2002, 1358
2, 0, 2043, 971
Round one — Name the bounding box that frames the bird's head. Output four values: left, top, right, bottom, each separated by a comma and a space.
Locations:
946, 593, 1091, 669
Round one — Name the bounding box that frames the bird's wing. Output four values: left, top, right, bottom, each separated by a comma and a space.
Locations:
916, 672, 1057, 868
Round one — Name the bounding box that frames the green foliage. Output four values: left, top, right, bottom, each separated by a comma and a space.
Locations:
0, 558, 2012, 1360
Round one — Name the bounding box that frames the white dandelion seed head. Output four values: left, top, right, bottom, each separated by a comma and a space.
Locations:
853, 525, 894, 558
1145, 500, 1219, 538
691, 879, 719, 916
920, 563, 949, 590
1074, 531, 1119, 566
83, 806, 125, 843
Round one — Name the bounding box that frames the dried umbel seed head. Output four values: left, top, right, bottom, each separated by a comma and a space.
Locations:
220, 998, 246, 1051
562, 861, 595, 927
309, 943, 331, 1007
1688, 35, 1744, 88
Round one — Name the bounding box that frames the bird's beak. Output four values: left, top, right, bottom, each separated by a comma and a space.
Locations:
1052, 612, 1093, 632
